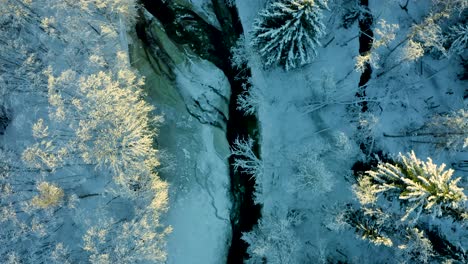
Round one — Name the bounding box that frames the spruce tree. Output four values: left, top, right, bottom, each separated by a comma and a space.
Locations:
354, 151, 466, 221
251, 0, 328, 71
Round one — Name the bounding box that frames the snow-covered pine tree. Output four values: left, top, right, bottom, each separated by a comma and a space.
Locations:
348, 151, 467, 262
251, 0, 328, 71
354, 151, 466, 221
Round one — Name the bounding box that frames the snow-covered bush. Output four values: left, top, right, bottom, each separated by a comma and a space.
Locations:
82, 214, 171, 264
338, 0, 362, 29
0, 148, 67, 263
401, 39, 425, 62
288, 145, 334, 196
243, 213, 302, 264
251, 0, 328, 71
355, 52, 380, 73
354, 151, 466, 221
373, 20, 399, 50
231, 137, 264, 203
31, 182, 64, 209
355, 112, 379, 152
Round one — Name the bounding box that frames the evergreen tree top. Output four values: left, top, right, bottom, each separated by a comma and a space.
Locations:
251, 0, 328, 70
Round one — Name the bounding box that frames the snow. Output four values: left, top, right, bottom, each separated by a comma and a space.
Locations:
163, 125, 232, 264
129, 12, 233, 263
175, 55, 231, 130
163, 57, 233, 264
189, 0, 222, 30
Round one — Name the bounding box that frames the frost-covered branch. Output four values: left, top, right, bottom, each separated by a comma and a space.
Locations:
384, 110, 468, 150
302, 97, 386, 113
231, 137, 263, 178
448, 23, 468, 56
236, 86, 261, 116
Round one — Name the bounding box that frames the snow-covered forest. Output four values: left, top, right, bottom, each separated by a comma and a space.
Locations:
0, 0, 466, 263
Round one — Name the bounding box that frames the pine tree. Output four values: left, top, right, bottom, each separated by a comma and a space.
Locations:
251, 0, 328, 71
354, 151, 466, 221
346, 151, 467, 262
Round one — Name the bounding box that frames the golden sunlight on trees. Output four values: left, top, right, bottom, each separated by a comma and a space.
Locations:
31, 182, 64, 208
344, 151, 466, 262
355, 151, 466, 221
33, 62, 163, 194
0, 0, 170, 262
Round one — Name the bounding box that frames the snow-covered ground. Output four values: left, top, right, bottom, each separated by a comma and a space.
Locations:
130, 10, 233, 263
